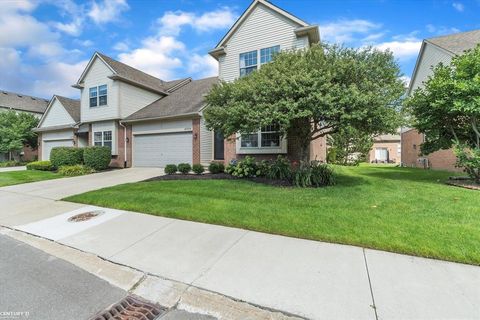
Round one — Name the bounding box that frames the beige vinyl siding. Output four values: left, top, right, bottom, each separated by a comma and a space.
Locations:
411, 43, 453, 92
200, 117, 213, 164
219, 2, 307, 82
40, 98, 75, 128
118, 82, 163, 118
132, 119, 192, 134
80, 58, 119, 122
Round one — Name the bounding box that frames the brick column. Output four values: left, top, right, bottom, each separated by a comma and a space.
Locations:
224, 134, 236, 164
37, 133, 42, 161
192, 118, 201, 164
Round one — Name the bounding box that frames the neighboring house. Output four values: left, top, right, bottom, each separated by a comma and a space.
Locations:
0, 90, 49, 161
368, 134, 401, 164
35, 96, 82, 161
36, 0, 325, 167
209, 0, 324, 163
402, 29, 480, 171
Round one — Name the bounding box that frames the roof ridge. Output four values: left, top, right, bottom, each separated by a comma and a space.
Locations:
426, 28, 480, 41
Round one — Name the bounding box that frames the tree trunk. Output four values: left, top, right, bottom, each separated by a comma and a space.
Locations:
288, 118, 311, 163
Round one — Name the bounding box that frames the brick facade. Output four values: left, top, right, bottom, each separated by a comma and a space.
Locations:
110, 122, 132, 168
192, 118, 201, 164
368, 141, 401, 164
401, 129, 461, 172
37, 133, 42, 161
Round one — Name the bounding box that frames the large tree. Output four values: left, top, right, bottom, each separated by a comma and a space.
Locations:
204, 43, 404, 162
405, 45, 480, 182
327, 127, 373, 165
0, 110, 39, 160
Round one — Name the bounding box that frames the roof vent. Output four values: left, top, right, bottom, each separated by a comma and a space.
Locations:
31, 97, 36, 100
2, 92, 7, 95
17, 95, 23, 98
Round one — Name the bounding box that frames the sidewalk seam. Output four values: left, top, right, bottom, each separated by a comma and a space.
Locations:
363, 248, 379, 320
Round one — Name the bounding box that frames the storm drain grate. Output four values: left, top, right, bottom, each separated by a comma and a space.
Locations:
91, 295, 167, 320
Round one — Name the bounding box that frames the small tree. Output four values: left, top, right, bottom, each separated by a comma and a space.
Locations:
327, 127, 373, 165
204, 43, 404, 162
406, 45, 480, 182
0, 111, 39, 160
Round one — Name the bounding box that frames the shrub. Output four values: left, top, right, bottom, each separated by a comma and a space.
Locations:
208, 162, 225, 174
292, 161, 335, 188
83, 146, 111, 170
178, 163, 191, 174
225, 163, 236, 175
229, 156, 257, 178
255, 160, 270, 177
192, 164, 205, 174
50, 147, 84, 168
454, 143, 480, 183
58, 164, 95, 176
326, 147, 337, 163
267, 156, 291, 180
26, 160, 53, 171
164, 164, 177, 175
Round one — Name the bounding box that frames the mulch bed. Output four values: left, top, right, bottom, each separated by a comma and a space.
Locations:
446, 179, 480, 190
144, 173, 293, 187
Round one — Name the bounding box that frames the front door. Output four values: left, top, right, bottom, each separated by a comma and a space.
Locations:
214, 131, 224, 160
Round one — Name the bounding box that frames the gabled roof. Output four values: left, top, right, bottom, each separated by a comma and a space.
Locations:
426, 29, 480, 55
123, 77, 218, 122
73, 52, 189, 95
0, 90, 49, 114
209, 0, 319, 59
56, 96, 80, 122
37, 95, 80, 129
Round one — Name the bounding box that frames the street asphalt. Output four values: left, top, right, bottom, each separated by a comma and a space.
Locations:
0, 234, 126, 320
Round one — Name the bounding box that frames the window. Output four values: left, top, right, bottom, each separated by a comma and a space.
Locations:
89, 85, 107, 107
240, 124, 281, 149
260, 45, 280, 64
89, 87, 97, 107
93, 130, 112, 149
239, 50, 257, 77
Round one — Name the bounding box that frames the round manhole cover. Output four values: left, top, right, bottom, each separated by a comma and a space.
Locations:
68, 210, 104, 222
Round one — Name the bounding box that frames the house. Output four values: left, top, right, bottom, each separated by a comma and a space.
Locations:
36, 0, 325, 167
368, 134, 401, 164
0, 90, 49, 161
402, 29, 480, 171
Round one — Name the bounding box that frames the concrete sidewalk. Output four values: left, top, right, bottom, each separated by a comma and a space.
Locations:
0, 165, 26, 172
0, 170, 479, 319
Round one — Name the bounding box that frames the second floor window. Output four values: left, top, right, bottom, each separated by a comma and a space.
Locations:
94, 130, 112, 149
89, 85, 107, 107
239, 50, 257, 77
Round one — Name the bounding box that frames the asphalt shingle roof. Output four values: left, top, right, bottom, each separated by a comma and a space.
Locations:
96, 52, 189, 94
427, 29, 480, 55
124, 77, 218, 121
0, 90, 49, 114
56, 96, 80, 122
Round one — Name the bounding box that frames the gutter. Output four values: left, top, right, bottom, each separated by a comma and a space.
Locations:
119, 121, 128, 168
121, 112, 200, 123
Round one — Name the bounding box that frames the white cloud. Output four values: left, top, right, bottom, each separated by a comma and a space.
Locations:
188, 54, 218, 78
374, 39, 422, 60
426, 24, 460, 35
53, 18, 83, 36
319, 19, 382, 44
75, 39, 94, 47
118, 36, 185, 79
157, 8, 236, 36
400, 75, 411, 87
452, 2, 464, 12
88, 0, 129, 25
113, 41, 129, 51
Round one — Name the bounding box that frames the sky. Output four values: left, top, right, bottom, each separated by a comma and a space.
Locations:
1, 0, 479, 99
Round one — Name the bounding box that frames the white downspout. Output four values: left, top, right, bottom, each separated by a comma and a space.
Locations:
119, 121, 128, 168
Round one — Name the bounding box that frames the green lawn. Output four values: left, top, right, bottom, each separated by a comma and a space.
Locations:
0, 170, 61, 187
64, 165, 480, 265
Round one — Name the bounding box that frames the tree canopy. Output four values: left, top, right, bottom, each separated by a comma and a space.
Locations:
0, 110, 39, 158
204, 43, 405, 161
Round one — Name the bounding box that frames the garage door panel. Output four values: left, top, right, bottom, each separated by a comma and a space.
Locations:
42, 140, 74, 161
133, 132, 192, 167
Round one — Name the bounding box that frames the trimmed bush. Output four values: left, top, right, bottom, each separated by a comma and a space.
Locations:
208, 162, 225, 174
58, 164, 95, 176
192, 164, 204, 175
177, 163, 191, 174
26, 160, 53, 171
164, 164, 177, 175
83, 146, 111, 170
50, 147, 84, 168
228, 156, 257, 178
255, 160, 270, 177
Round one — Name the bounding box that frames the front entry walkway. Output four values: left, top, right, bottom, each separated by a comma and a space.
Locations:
0, 168, 478, 319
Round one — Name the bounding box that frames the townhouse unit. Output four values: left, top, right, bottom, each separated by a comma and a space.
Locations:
36, 0, 325, 167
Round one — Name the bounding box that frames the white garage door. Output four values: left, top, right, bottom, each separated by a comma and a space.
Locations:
42, 139, 74, 161
133, 132, 192, 167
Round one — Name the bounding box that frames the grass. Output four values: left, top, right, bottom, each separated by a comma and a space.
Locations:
0, 170, 61, 187
64, 165, 480, 265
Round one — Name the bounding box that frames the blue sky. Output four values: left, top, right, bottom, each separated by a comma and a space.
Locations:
1, 0, 479, 99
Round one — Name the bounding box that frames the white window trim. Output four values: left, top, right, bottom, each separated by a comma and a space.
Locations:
236, 132, 287, 154
93, 130, 112, 147
239, 45, 281, 78
89, 84, 108, 108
